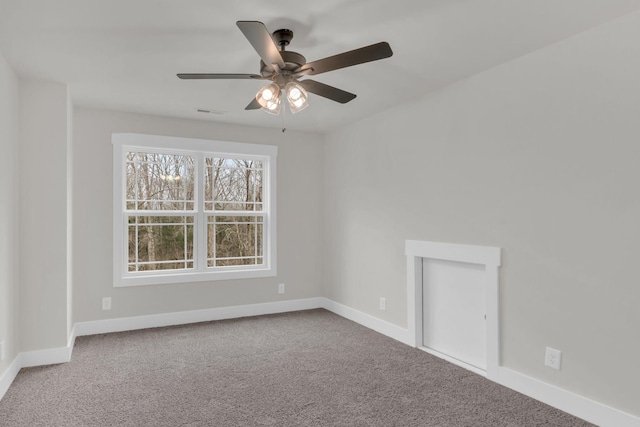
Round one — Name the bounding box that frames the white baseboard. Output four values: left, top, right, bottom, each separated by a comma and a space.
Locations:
497, 367, 640, 427
20, 346, 73, 368
321, 298, 412, 346
2, 297, 639, 427
74, 297, 326, 337
0, 355, 22, 401
318, 299, 639, 427
21, 325, 77, 368
0, 298, 324, 402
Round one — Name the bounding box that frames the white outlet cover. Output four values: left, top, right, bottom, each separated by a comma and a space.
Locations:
379, 297, 386, 310
278, 283, 285, 294
102, 297, 112, 310
545, 347, 562, 370
0, 340, 5, 361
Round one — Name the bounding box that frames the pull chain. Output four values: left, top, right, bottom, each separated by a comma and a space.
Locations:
281, 102, 287, 133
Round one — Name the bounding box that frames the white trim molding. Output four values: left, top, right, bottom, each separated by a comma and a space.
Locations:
73, 297, 413, 346
322, 299, 412, 346
0, 298, 323, 402
0, 326, 76, 400
111, 133, 278, 287
498, 367, 640, 427
75, 298, 325, 336
20, 346, 73, 368
405, 239, 501, 380
0, 355, 22, 401
20, 325, 76, 369
2, 297, 639, 426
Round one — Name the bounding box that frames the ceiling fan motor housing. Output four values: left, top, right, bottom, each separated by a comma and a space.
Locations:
258, 28, 306, 77
260, 50, 306, 76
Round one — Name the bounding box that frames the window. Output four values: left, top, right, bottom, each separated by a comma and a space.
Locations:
112, 133, 277, 286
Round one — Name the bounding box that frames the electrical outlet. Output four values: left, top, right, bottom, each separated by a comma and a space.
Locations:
278, 283, 285, 294
0, 340, 5, 361
545, 347, 562, 370
102, 297, 112, 310
379, 297, 386, 310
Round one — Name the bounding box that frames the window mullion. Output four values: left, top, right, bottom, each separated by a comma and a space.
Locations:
123, 149, 131, 276
196, 153, 207, 272
134, 215, 139, 272
262, 160, 269, 268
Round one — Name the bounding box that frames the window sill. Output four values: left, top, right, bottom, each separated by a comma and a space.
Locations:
114, 266, 277, 287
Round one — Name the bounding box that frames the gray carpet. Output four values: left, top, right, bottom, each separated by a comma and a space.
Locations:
0, 309, 593, 426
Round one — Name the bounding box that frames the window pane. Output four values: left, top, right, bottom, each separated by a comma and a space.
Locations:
205, 158, 263, 211
128, 215, 194, 272
126, 152, 195, 211
207, 215, 264, 267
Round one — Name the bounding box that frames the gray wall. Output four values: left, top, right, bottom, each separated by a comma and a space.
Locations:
18, 79, 72, 351
3, 9, 639, 420
0, 52, 19, 375
322, 11, 640, 417
72, 108, 324, 322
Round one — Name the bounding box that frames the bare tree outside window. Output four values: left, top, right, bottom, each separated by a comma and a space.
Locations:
114, 134, 276, 286
125, 152, 265, 272
205, 158, 264, 267
126, 152, 195, 272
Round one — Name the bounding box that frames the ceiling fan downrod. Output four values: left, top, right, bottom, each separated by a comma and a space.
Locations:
272, 28, 293, 51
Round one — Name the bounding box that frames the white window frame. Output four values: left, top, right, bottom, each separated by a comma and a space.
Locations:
112, 133, 277, 287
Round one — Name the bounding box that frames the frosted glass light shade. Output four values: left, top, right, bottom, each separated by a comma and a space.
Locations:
256, 83, 282, 115
285, 82, 308, 114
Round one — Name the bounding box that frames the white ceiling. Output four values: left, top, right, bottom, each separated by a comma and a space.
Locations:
1, 0, 639, 133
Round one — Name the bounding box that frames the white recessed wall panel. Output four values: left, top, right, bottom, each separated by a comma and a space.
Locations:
422, 258, 486, 370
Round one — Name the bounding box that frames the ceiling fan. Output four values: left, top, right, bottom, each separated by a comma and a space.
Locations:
177, 21, 393, 115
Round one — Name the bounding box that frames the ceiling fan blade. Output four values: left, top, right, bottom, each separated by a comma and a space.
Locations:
245, 97, 261, 110
302, 42, 393, 76
236, 21, 286, 72
299, 80, 356, 104
177, 73, 263, 79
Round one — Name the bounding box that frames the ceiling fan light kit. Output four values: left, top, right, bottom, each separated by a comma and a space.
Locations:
255, 80, 308, 115
285, 81, 309, 114
256, 82, 282, 114
177, 21, 393, 117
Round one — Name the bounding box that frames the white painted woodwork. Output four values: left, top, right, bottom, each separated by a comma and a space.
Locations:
422, 258, 487, 370
406, 240, 500, 380
112, 133, 278, 286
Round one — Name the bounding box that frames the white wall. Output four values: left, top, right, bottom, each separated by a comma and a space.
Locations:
19, 79, 71, 351
323, 10, 640, 418
0, 52, 19, 377
72, 107, 324, 322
